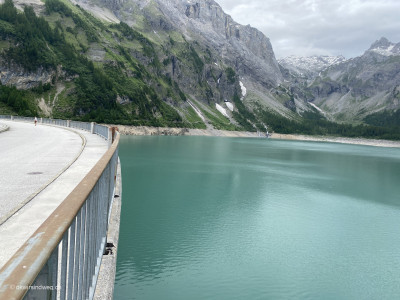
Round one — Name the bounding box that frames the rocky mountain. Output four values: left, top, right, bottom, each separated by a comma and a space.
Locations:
1, 0, 297, 131
82, 0, 290, 114
158, 0, 283, 86
307, 37, 400, 122
0, 0, 399, 138
278, 55, 346, 78
93, 0, 283, 85
368, 37, 400, 56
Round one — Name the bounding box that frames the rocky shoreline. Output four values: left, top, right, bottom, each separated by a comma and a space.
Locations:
112, 125, 400, 148
111, 125, 261, 138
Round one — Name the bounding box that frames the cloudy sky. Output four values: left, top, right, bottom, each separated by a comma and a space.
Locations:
216, 0, 400, 59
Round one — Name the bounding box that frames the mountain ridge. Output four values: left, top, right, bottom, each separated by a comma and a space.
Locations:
279, 55, 346, 78
0, 0, 399, 139
305, 37, 400, 122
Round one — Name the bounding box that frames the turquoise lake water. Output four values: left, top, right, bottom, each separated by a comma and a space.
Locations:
114, 136, 400, 300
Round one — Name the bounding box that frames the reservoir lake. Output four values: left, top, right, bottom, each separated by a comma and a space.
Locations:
114, 136, 400, 300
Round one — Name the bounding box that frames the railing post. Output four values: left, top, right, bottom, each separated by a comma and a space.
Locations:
91, 122, 95, 134
67, 120, 71, 128
60, 232, 68, 300
11, 115, 14, 121
108, 127, 112, 148
49, 248, 58, 300
67, 218, 76, 299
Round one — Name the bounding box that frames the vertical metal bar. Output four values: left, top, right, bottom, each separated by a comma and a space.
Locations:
87, 193, 94, 297
67, 218, 76, 300
78, 202, 87, 300
108, 128, 112, 147
90, 190, 98, 300
92, 183, 99, 291
107, 158, 112, 221
91, 187, 99, 290
92, 189, 98, 293
99, 170, 108, 243
99, 172, 106, 255
82, 200, 88, 300
60, 232, 68, 300
105, 163, 111, 230
97, 174, 103, 253
73, 210, 82, 300
50, 247, 58, 300
91, 170, 107, 298
84, 195, 92, 299
96, 178, 102, 264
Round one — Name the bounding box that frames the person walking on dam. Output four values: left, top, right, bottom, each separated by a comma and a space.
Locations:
34, 117, 37, 126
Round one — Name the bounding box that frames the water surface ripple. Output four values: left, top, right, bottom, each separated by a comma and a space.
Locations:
115, 136, 400, 300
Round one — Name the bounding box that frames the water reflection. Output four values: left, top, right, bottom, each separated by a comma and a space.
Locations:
115, 136, 400, 300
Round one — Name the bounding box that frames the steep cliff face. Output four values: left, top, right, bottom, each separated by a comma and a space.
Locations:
146, 0, 283, 87
0, 59, 54, 89
182, 0, 281, 82
80, 0, 284, 112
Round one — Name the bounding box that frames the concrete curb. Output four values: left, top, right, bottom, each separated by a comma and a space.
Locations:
94, 157, 122, 300
0, 124, 87, 226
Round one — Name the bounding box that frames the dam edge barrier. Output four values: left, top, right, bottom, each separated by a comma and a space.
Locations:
0, 115, 121, 300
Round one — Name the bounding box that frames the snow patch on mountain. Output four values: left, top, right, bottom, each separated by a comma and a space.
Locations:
309, 102, 325, 115
216, 103, 229, 117
225, 101, 234, 111
279, 55, 346, 77
239, 81, 247, 99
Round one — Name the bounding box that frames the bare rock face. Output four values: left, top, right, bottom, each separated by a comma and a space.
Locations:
63, 0, 286, 115
0, 59, 54, 89
306, 38, 400, 120
163, 0, 283, 87
0, 0, 45, 15
185, 3, 200, 18
98, 0, 124, 12
84, 0, 283, 89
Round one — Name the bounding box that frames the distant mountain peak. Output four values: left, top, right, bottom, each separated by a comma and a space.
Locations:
369, 37, 391, 49
278, 55, 346, 77
368, 37, 400, 56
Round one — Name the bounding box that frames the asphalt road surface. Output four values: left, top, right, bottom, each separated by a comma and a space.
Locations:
0, 120, 83, 220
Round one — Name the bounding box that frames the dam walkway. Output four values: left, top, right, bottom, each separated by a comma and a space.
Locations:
0, 117, 120, 299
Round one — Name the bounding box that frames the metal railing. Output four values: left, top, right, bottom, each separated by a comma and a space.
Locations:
0, 116, 110, 141
11, 116, 35, 122
0, 116, 120, 299
94, 123, 109, 140
70, 121, 92, 132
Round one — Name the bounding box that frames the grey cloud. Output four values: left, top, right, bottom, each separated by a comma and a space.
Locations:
216, 0, 400, 58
